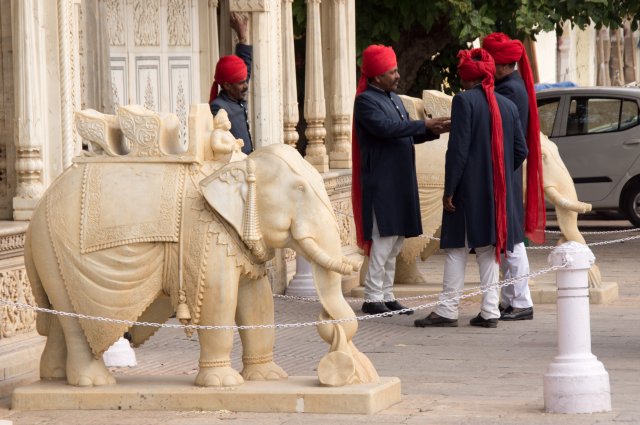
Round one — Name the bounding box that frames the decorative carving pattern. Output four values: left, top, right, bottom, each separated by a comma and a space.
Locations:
80, 163, 184, 253
118, 108, 161, 156
112, 77, 121, 107
0, 233, 25, 254
230, 0, 271, 12
332, 199, 356, 247
167, 0, 191, 46
133, 0, 160, 46
175, 79, 187, 147
105, 0, 125, 46
284, 248, 296, 262
0, 268, 37, 338
144, 74, 156, 110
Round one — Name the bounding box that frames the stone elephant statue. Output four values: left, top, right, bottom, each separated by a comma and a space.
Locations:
25, 105, 376, 389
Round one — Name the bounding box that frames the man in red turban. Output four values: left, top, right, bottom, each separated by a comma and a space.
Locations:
352, 44, 450, 315
483, 32, 544, 321
209, 13, 253, 155
414, 48, 528, 329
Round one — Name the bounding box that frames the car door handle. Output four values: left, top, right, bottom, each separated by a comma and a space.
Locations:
623, 139, 640, 145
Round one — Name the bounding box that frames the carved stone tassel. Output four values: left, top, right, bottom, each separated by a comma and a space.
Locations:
242, 159, 270, 262
176, 289, 191, 325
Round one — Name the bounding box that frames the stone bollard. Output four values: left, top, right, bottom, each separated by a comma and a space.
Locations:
285, 253, 318, 297
544, 241, 611, 413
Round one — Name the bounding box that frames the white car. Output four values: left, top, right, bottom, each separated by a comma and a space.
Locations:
537, 87, 640, 226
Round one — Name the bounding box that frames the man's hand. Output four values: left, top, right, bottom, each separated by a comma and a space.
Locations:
230, 13, 248, 44
443, 195, 455, 212
425, 116, 451, 134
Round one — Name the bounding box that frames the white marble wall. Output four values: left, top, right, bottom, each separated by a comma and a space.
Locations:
107, 0, 201, 148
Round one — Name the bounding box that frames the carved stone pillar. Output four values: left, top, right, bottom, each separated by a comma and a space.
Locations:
231, 0, 283, 149
11, 0, 46, 221
58, 0, 82, 168
81, 0, 115, 114
303, 0, 328, 172
209, 0, 220, 68
327, 0, 351, 169
0, 221, 45, 398
281, 0, 299, 147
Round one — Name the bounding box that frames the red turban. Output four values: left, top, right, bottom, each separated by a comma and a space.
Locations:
458, 48, 506, 262
352, 45, 398, 255
483, 32, 546, 244
208, 55, 248, 103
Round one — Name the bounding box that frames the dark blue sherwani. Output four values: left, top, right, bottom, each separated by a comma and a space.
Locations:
440, 85, 528, 251
210, 44, 253, 155
353, 85, 439, 241
495, 71, 528, 244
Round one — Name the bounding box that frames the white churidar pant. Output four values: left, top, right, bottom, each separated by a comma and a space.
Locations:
435, 244, 500, 320
363, 213, 404, 302
500, 242, 533, 308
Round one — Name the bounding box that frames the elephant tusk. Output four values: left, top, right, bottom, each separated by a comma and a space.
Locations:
296, 238, 356, 276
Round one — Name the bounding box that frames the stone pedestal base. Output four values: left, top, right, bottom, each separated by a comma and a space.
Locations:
351, 281, 619, 305
12, 376, 401, 414
544, 358, 611, 413
529, 281, 618, 304
0, 332, 45, 398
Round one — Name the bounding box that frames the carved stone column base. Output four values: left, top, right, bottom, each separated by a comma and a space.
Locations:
13, 198, 39, 221
305, 154, 329, 173
0, 332, 45, 398
329, 151, 352, 169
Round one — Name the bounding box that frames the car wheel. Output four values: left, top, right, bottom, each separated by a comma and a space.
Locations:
622, 182, 640, 227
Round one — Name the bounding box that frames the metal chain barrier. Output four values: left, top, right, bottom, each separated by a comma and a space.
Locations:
0, 262, 567, 331
526, 233, 640, 250
274, 261, 565, 304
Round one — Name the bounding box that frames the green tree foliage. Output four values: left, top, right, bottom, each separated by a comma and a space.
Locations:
354, 0, 640, 94
291, 1, 640, 95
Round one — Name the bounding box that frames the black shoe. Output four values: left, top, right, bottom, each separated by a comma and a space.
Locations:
414, 312, 458, 327
499, 304, 512, 314
500, 306, 533, 321
385, 300, 414, 315
361, 301, 392, 315
470, 313, 498, 328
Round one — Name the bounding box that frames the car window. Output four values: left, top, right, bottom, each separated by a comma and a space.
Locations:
566, 96, 639, 135
537, 97, 560, 136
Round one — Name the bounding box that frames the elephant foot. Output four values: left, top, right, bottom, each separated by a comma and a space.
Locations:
195, 366, 244, 387
241, 361, 288, 381
66, 358, 116, 387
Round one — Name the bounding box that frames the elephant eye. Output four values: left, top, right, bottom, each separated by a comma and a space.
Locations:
296, 184, 305, 192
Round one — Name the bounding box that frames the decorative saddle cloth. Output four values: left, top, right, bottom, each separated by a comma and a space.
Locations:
80, 163, 186, 254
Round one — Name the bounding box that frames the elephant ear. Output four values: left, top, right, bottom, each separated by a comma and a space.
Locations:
199, 159, 249, 237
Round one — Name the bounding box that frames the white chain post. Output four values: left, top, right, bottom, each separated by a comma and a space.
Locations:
285, 253, 318, 297
544, 241, 611, 413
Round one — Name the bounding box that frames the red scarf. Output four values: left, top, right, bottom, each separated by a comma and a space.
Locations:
352, 45, 397, 256
483, 32, 546, 244
457, 48, 506, 262
208, 55, 248, 103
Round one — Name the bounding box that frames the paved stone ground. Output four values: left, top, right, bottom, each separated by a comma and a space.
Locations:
2, 216, 639, 424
